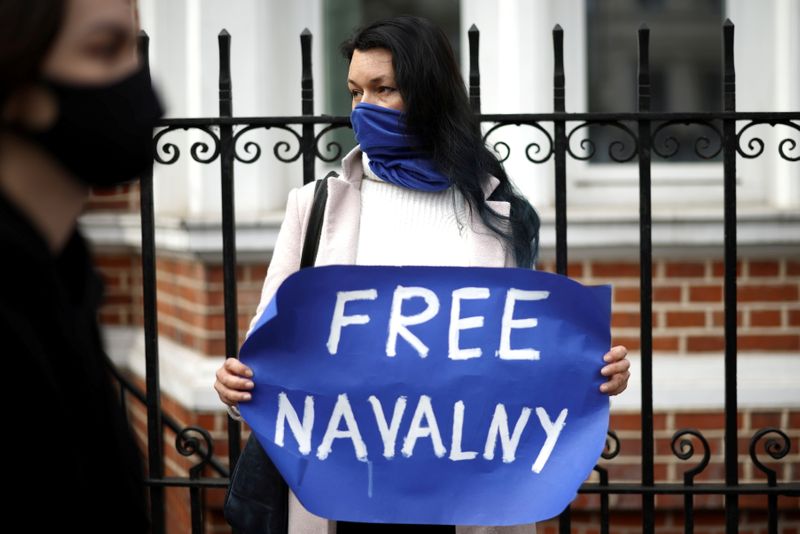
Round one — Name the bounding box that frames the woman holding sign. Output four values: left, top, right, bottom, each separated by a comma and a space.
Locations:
216, 15, 630, 534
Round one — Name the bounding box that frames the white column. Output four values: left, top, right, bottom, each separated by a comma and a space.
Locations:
771, 0, 800, 208
727, 0, 773, 207
139, 0, 325, 220
728, 0, 799, 208
139, 0, 190, 216
461, 0, 564, 210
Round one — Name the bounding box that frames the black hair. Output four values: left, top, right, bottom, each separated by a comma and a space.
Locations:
341, 15, 539, 267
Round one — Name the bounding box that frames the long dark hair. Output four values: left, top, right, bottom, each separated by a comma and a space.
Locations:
0, 0, 65, 111
341, 15, 540, 267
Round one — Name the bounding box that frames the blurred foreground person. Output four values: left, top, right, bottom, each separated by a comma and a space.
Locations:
0, 0, 162, 530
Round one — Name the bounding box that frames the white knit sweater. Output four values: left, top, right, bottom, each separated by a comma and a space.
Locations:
356, 153, 473, 266
227, 155, 474, 422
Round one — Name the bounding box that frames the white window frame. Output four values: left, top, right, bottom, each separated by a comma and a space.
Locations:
551, 0, 800, 208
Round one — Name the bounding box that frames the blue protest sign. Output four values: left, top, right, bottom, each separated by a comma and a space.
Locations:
239, 265, 611, 526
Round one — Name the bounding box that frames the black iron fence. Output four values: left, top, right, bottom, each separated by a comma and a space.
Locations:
119, 19, 799, 534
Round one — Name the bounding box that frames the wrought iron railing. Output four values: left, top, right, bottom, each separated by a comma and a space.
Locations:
114, 19, 799, 534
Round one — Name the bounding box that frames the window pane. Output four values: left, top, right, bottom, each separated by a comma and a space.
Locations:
586, 0, 723, 162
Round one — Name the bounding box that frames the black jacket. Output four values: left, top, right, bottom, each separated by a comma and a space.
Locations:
0, 192, 149, 532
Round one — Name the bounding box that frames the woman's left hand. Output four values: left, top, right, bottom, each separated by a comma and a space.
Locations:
600, 345, 630, 395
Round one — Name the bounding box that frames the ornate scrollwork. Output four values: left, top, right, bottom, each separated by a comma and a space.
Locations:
749, 427, 790, 483
671, 429, 711, 481
524, 123, 555, 164
483, 123, 511, 161
314, 123, 353, 162
489, 140, 511, 162
176, 426, 215, 476
232, 124, 304, 164
601, 430, 621, 460
566, 121, 638, 162
779, 138, 799, 161
591, 430, 617, 491
153, 125, 221, 165
737, 120, 800, 161
482, 122, 554, 163
652, 120, 723, 160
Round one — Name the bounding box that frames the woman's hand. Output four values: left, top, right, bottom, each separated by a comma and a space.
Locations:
214, 357, 255, 407
600, 345, 630, 395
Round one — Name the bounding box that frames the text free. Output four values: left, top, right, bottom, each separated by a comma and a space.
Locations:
326, 286, 551, 360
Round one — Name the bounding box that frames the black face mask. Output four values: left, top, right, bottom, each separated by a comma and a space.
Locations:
21, 65, 163, 187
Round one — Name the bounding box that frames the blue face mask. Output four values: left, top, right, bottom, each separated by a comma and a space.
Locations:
350, 102, 450, 192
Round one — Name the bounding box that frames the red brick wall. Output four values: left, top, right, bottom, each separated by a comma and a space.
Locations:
96, 254, 141, 326
535, 258, 800, 354
152, 257, 266, 355
95, 254, 267, 355
96, 256, 800, 358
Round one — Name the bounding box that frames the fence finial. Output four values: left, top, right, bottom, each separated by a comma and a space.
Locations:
218, 30, 232, 117
637, 24, 650, 112
553, 25, 564, 113
300, 28, 315, 184
300, 28, 313, 116
723, 19, 735, 112
468, 24, 480, 113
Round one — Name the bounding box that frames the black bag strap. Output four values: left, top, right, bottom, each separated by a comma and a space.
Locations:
300, 171, 338, 269
224, 173, 339, 534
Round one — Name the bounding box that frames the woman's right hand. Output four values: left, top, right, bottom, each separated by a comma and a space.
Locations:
214, 357, 255, 407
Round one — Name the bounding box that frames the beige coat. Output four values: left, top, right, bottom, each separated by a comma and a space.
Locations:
251, 146, 536, 534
